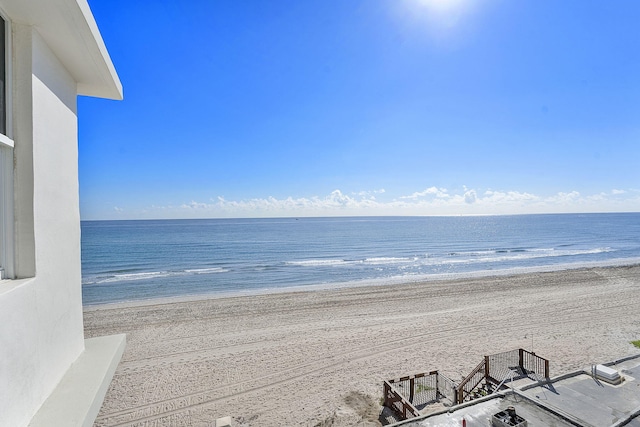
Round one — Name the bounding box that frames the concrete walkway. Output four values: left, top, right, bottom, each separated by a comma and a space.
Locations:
521, 357, 640, 427
396, 355, 640, 427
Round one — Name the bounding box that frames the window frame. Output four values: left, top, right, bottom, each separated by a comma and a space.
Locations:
0, 8, 13, 280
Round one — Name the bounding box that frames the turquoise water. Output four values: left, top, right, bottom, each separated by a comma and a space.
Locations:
81, 213, 640, 305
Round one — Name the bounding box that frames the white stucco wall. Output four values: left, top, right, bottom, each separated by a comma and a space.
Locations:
0, 26, 85, 427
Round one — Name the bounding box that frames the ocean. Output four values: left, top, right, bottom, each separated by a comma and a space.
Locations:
81, 213, 640, 305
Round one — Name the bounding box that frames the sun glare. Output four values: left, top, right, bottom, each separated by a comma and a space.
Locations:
418, 0, 466, 14
404, 0, 475, 41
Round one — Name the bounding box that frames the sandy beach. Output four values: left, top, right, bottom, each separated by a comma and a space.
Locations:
84, 265, 640, 426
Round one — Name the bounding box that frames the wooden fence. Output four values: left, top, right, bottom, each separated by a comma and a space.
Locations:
384, 370, 457, 420
456, 358, 488, 404
384, 348, 550, 421
383, 379, 420, 420
457, 348, 549, 403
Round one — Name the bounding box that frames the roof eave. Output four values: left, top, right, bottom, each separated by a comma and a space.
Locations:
3, 0, 123, 100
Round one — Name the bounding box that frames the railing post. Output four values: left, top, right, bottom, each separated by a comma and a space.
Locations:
409, 377, 414, 403
519, 348, 524, 369
484, 355, 490, 379
544, 359, 549, 378
383, 382, 390, 407
383, 381, 391, 408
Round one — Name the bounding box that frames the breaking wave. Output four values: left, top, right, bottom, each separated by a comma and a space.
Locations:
83, 267, 229, 285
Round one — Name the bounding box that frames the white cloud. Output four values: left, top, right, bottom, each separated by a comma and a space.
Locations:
401, 186, 450, 199
483, 190, 538, 203
354, 189, 385, 199
181, 201, 209, 209
547, 191, 581, 204
111, 186, 640, 219
463, 189, 477, 204
202, 190, 383, 216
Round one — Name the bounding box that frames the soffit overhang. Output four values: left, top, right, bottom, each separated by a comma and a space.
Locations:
2, 0, 123, 100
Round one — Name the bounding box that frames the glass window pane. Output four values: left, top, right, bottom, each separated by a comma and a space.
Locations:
0, 17, 5, 136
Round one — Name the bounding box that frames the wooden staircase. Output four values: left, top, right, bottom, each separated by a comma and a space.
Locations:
383, 348, 550, 423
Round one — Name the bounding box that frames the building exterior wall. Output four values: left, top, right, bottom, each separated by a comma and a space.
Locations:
0, 25, 85, 427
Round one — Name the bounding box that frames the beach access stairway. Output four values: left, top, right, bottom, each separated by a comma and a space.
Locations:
382, 348, 549, 424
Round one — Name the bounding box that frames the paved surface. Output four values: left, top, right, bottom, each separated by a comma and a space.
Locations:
405, 395, 575, 426
399, 357, 640, 427
521, 358, 640, 427
626, 418, 640, 427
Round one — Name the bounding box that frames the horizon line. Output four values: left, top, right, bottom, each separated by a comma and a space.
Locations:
80, 210, 640, 222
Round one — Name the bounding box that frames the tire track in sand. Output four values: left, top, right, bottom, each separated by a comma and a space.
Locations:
95, 300, 636, 426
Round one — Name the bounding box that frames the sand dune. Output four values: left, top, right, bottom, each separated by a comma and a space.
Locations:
84, 265, 640, 426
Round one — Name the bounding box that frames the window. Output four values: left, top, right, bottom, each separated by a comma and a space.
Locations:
0, 16, 4, 135
0, 12, 12, 280
0, 13, 10, 144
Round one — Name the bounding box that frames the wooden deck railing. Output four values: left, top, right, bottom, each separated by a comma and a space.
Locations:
384, 370, 457, 420
384, 348, 550, 421
436, 372, 457, 405
457, 349, 550, 403
520, 348, 550, 379
383, 380, 420, 420
456, 358, 487, 403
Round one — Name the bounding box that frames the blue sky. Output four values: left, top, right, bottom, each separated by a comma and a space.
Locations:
79, 0, 640, 219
